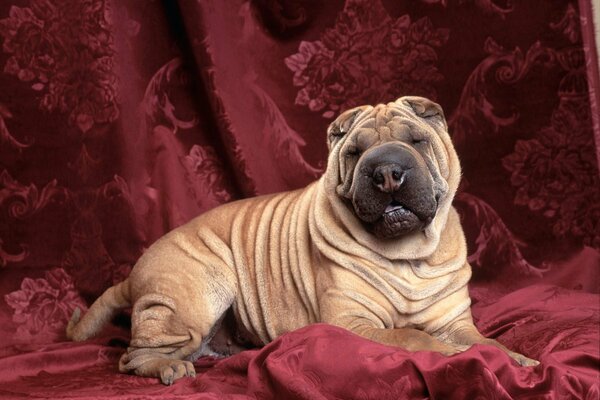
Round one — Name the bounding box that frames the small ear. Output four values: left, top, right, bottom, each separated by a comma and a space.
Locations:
327, 106, 369, 150
401, 96, 447, 128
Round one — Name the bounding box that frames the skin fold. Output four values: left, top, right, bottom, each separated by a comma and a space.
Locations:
67, 96, 539, 385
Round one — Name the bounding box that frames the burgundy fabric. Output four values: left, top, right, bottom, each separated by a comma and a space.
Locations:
0, 285, 598, 399
0, 0, 598, 398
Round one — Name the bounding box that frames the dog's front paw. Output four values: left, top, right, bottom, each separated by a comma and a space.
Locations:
508, 351, 540, 367
159, 360, 196, 385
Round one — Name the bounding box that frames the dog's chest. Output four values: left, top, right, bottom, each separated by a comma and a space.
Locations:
384, 260, 472, 329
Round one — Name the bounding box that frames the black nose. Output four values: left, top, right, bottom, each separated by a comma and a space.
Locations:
372, 164, 405, 193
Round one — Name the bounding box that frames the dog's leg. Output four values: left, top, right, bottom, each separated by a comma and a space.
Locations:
318, 284, 470, 356
118, 293, 229, 385
351, 324, 470, 355
435, 311, 540, 367
122, 353, 197, 386
318, 276, 470, 356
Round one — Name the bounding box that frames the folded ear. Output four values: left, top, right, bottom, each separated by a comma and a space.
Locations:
400, 96, 447, 129
327, 106, 370, 151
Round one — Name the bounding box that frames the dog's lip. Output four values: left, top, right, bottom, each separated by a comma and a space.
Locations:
381, 200, 434, 226
383, 200, 408, 215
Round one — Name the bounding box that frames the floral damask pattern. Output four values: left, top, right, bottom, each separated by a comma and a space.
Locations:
61, 177, 143, 300
143, 58, 198, 133
559, 374, 600, 400
183, 144, 232, 206
4, 268, 86, 342
502, 9, 600, 249
0, 169, 66, 266
0, 0, 597, 397
448, 37, 552, 143
503, 98, 600, 248
0, 169, 64, 219
442, 365, 508, 400
0, 103, 30, 149
0, 0, 118, 132
420, 0, 516, 17
140, 57, 236, 224
455, 191, 548, 277
285, 0, 448, 117
355, 376, 423, 400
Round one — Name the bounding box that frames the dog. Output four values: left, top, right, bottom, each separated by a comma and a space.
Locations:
67, 96, 539, 385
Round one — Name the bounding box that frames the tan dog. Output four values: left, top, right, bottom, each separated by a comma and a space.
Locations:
67, 96, 538, 385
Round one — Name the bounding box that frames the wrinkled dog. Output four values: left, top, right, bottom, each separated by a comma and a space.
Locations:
68, 96, 539, 385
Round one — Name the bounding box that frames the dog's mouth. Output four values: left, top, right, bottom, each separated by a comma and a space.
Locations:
383, 200, 411, 216
381, 200, 420, 226
370, 200, 424, 239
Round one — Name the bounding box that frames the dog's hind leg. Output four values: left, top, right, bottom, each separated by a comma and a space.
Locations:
118, 291, 231, 385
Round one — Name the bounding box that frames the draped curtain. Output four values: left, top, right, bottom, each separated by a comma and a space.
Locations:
0, 0, 598, 397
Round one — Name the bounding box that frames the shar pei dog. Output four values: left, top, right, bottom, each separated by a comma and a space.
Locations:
67, 96, 539, 385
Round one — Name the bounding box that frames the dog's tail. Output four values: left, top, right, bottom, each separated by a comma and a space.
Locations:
66, 279, 131, 342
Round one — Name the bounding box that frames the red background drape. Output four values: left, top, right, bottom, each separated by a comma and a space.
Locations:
0, 0, 598, 398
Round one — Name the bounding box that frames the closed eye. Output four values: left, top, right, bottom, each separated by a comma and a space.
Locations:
412, 139, 428, 145
346, 146, 361, 157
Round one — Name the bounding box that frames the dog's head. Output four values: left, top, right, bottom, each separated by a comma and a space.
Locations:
325, 96, 460, 240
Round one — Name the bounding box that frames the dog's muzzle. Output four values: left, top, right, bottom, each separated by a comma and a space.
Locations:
350, 142, 438, 239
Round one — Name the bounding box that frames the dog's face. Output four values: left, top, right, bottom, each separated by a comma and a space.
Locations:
327, 97, 453, 240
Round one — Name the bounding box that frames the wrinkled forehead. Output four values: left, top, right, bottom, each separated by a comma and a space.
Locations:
347, 101, 451, 179
349, 102, 436, 144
